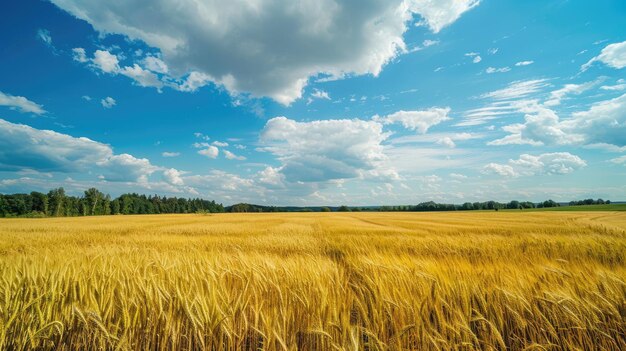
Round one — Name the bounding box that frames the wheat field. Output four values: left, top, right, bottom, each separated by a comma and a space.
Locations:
1, 212, 625, 350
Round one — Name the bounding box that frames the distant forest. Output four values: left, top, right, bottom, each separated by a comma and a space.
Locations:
0, 188, 612, 217
0, 188, 224, 217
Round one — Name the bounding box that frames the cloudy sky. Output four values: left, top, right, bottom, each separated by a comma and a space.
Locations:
1, 0, 625, 205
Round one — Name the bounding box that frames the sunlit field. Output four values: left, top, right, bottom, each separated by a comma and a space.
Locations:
1, 212, 625, 350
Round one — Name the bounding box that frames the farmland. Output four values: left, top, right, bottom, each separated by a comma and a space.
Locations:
1, 212, 625, 350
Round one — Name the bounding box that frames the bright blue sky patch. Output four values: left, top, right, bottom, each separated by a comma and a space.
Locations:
1, 0, 625, 205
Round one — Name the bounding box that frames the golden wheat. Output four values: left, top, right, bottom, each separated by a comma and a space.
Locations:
1, 211, 625, 350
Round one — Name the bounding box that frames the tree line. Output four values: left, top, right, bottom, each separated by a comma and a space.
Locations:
0, 188, 224, 217
0, 188, 614, 217
568, 198, 610, 206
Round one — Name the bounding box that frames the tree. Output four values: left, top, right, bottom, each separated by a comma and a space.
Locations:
84, 188, 105, 215
507, 200, 520, 209
320, 207, 331, 212
48, 188, 66, 217
30, 191, 49, 214
337, 205, 351, 212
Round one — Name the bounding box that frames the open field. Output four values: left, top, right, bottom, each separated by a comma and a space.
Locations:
1, 212, 625, 350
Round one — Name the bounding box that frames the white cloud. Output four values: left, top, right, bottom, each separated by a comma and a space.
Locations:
257, 166, 285, 186
459, 80, 551, 126
465, 52, 481, 63
582, 40, 626, 71
483, 163, 516, 177
51, 0, 478, 104
491, 93, 626, 148
610, 155, 626, 165
163, 168, 184, 186
374, 107, 451, 134
601, 79, 626, 91
161, 151, 180, 157
422, 39, 439, 47
198, 146, 219, 159
544, 81, 597, 107
486, 66, 511, 74
92, 50, 120, 73
410, 0, 480, 33
309, 89, 330, 103
0, 118, 165, 183
88, 50, 165, 89
436, 137, 456, 148
223, 150, 246, 161
143, 56, 168, 74
120, 64, 163, 89
37, 29, 52, 46
212, 141, 229, 147
483, 152, 586, 177
101, 96, 116, 108
480, 79, 549, 100
515, 60, 534, 66
194, 132, 210, 141
0, 91, 46, 115
391, 131, 482, 146
96, 154, 159, 182
260, 116, 389, 182
72, 47, 88, 62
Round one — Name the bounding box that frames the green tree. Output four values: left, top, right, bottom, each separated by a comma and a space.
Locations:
47, 188, 66, 216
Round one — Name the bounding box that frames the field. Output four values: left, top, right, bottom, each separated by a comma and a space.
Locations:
1, 212, 625, 350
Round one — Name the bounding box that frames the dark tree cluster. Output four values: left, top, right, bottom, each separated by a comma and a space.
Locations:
0, 188, 224, 217
568, 198, 610, 206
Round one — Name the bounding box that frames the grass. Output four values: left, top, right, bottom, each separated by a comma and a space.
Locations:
1, 211, 625, 350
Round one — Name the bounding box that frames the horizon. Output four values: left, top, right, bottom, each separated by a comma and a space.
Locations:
1, 1, 626, 206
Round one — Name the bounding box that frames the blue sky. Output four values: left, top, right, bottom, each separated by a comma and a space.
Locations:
1, 0, 625, 205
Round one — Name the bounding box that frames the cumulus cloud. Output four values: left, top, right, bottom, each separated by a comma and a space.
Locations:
410, 0, 480, 33
482, 163, 516, 177
582, 40, 626, 71
92, 50, 120, 73
374, 107, 451, 133
72, 47, 88, 63
163, 168, 184, 186
143, 56, 168, 74
483, 152, 586, 177
490, 93, 626, 148
51, 0, 478, 104
0, 91, 46, 115
161, 151, 180, 157
0, 118, 168, 183
198, 146, 219, 159
260, 116, 389, 182
436, 136, 456, 148
120, 64, 163, 89
96, 154, 159, 182
223, 150, 246, 161
101, 96, 116, 108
